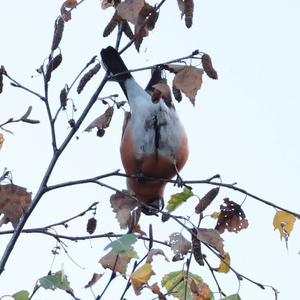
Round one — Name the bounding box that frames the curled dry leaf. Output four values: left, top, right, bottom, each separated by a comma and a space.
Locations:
85, 106, 114, 133
110, 190, 138, 229
214, 252, 230, 273
190, 279, 211, 300
215, 198, 249, 234
196, 228, 225, 256
61, 0, 77, 21
116, 0, 144, 23
84, 273, 103, 288
273, 210, 296, 242
77, 63, 101, 94
0, 184, 32, 228
99, 248, 135, 275
173, 66, 203, 105
150, 283, 166, 300
195, 187, 219, 214
130, 262, 154, 295
202, 54, 218, 79
146, 248, 169, 263
169, 232, 191, 259
45, 53, 63, 82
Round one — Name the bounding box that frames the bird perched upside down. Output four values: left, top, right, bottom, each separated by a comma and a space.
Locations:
101, 46, 188, 214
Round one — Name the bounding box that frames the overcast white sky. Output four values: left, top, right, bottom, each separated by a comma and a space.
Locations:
0, 0, 300, 299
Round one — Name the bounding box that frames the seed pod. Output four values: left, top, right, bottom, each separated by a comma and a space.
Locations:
184, 0, 194, 28
172, 83, 182, 102
195, 187, 219, 214
87, 217, 97, 234
103, 11, 122, 37
202, 54, 218, 79
97, 128, 105, 137
60, 87, 68, 109
122, 21, 134, 39
191, 228, 204, 266
51, 16, 64, 51
45, 53, 63, 82
77, 63, 101, 94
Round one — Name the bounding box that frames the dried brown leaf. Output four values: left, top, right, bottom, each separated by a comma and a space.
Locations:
84, 273, 103, 288
150, 283, 166, 300
0, 184, 32, 228
99, 249, 133, 275
85, 106, 114, 132
61, 0, 77, 22
146, 248, 169, 263
152, 79, 172, 105
215, 198, 249, 234
173, 66, 203, 105
196, 228, 225, 255
110, 190, 137, 229
169, 232, 191, 257
116, 0, 144, 23
163, 64, 186, 74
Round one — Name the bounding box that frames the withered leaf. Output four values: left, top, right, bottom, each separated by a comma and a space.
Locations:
215, 198, 249, 234
0, 133, 4, 150
146, 248, 169, 263
163, 64, 186, 74
173, 66, 203, 105
84, 273, 103, 288
152, 79, 172, 106
61, 0, 77, 22
150, 283, 166, 300
184, 0, 194, 28
99, 248, 136, 275
85, 106, 114, 132
0, 184, 32, 228
169, 232, 191, 257
196, 228, 225, 255
110, 190, 137, 229
116, 0, 144, 23
131, 262, 154, 295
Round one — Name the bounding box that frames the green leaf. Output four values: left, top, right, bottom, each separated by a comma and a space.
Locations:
12, 290, 29, 300
166, 187, 194, 212
104, 233, 137, 254
162, 270, 214, 300
39, 271, 73, 292
221, 294, 241, 300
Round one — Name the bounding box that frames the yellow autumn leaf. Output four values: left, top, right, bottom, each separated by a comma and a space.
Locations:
273, 210, 296, 241
130, 262, 154, 295
215, 252, 230, 273
0, 133, 4, 150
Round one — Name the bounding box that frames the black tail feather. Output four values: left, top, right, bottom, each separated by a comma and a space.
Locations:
100, 46, 132, 81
